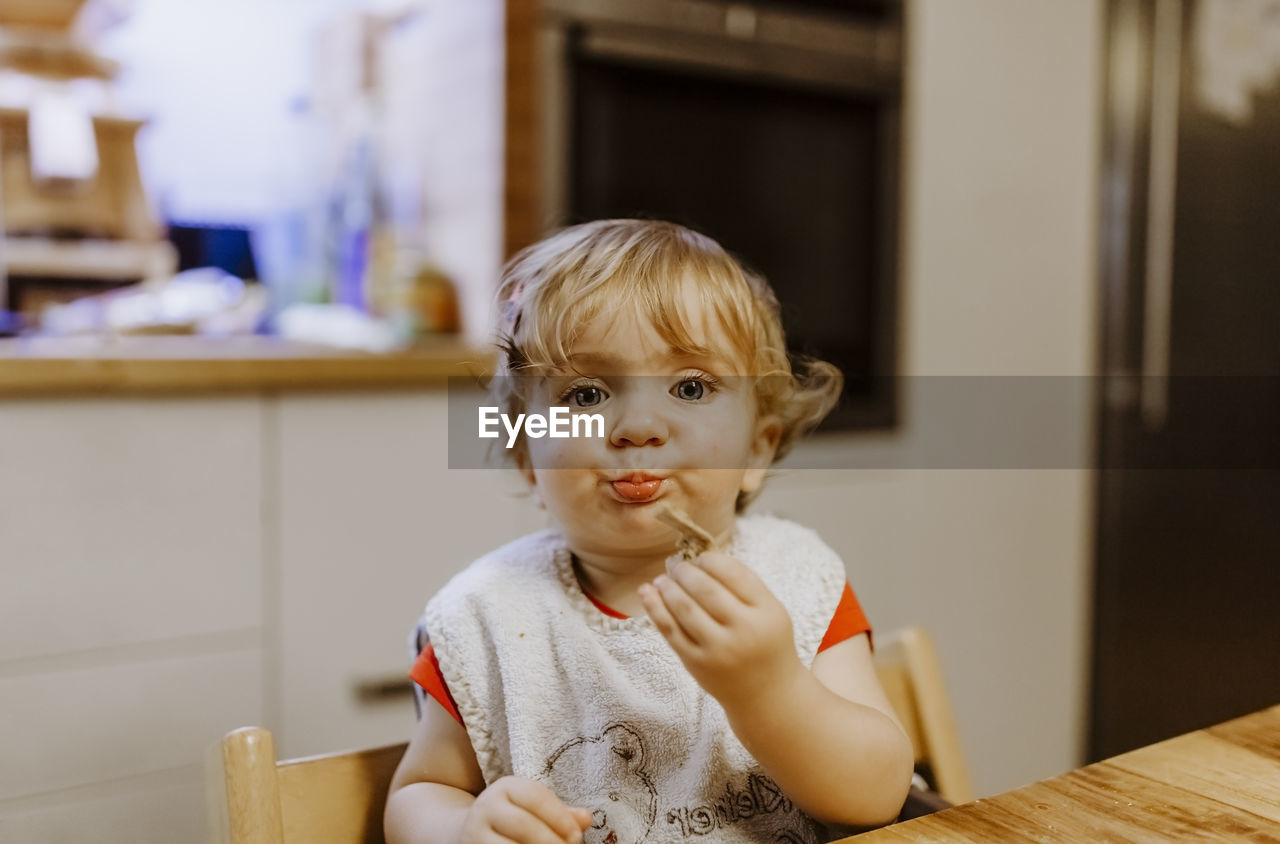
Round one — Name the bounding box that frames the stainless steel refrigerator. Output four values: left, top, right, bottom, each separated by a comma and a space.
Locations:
1092, 0, 1280, 759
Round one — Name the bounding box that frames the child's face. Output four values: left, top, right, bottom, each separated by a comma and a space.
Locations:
521, 281, 778, 562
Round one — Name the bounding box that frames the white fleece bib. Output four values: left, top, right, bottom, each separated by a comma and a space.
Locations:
423, 514, 847, 844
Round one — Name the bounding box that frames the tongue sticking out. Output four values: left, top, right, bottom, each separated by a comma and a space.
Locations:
612, 479, 661, 501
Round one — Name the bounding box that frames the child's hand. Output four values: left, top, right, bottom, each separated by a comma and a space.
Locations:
639, 551, 803, 704
461, 776, 592, 844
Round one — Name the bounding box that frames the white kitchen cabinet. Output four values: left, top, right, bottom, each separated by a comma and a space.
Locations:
0, 396, 266, 842
0, 387, 538, 837
272, 391, 545, 758
0, 397, 264, 661
0, 388, 541, 839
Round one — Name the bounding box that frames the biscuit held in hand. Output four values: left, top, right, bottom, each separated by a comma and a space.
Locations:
656, 504, 715, 572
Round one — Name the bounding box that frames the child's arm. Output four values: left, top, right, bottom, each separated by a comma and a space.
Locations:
638, 552, 915, 830
384, 697, 592, 844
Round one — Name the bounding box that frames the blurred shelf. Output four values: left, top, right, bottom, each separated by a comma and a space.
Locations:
0, 28, 119, 78
0, 110, 159, 242
4, 237, 176, 278
0, 335, 495, 396
0, 0, 87, 31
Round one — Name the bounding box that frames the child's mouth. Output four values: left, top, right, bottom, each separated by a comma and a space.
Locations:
610, 475, 664, 502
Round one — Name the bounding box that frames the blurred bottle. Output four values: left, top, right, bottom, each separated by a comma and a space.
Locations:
406, 257, 460, 336
327, 18, 399, 316
255, 96, 330, 326
329, 96, 380, 311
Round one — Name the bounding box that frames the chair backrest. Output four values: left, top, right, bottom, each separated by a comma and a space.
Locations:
872, 626, 974, 805
208, 626, 970, 842
207, 726, 406, 844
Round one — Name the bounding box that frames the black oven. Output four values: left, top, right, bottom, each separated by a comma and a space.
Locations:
538, 0, 903, 429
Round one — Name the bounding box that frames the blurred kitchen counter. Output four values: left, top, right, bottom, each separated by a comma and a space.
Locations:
0, 335, 493, 395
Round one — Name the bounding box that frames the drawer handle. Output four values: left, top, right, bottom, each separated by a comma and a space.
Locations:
352, 674, 415, 704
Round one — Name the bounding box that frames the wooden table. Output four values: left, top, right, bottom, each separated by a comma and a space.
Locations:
848, 704, 1280, 842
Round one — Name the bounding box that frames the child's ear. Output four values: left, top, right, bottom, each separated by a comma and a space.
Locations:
741, 415, 781, 495
515, 452, 545, 509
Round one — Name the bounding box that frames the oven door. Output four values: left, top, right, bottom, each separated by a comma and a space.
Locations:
538, 0, 904, 429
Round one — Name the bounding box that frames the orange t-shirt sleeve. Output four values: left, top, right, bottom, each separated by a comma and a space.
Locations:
817, 582, 873, 652
409, 641, 462, 724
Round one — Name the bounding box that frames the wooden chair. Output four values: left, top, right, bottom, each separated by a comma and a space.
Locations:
206, 726, 406, 844
207, 626, 970, 842
873, 626, 974, 806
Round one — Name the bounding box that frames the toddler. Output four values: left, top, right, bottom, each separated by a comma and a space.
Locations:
385, 220, 913, 844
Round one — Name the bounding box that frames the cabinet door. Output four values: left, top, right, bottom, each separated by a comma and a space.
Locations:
275, 391, 545, 757
0, 396, 265, 842
0, 397, 264, 659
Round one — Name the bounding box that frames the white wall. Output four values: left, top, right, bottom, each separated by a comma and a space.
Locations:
99, 0, 433, 224
100, 0, 505, 345
100, 0, 361, 224
757, 0, 1102, 796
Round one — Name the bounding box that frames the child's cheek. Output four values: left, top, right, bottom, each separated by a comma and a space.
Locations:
696, 409, 759, 469
526, 426, 604, 470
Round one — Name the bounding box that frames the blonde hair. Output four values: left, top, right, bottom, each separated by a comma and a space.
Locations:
492, 219, 841, 510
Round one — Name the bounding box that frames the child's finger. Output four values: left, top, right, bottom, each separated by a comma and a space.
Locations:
639, 582, 695, 651
652, 574, 722, 647
668, 559, 740, 624
569, 806, 594, 831
690, 551, 765, 605
503, 779, 590, 843
489, 801, 577, 844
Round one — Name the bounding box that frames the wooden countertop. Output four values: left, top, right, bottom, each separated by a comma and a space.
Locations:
0, 335, 494, 396
847, 703, 1280, 841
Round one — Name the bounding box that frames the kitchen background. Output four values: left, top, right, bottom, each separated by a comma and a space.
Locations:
1, 0, 1277, 841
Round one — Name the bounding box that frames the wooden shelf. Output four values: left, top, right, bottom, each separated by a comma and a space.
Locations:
0, 28, 119, 79
0, 109, 159, 241
0, 335, 495, 396
0, 0, 87, 31
4, 237, 176, 279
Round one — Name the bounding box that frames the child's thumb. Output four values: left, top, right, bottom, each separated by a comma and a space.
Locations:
570, 806, 594, 829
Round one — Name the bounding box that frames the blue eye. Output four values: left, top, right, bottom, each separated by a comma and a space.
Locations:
674, 379, 705, 401
571, 385, 603, 407
556, 378, 609, 408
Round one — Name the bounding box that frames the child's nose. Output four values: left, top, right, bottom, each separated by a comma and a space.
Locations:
608, 399, 668, 447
